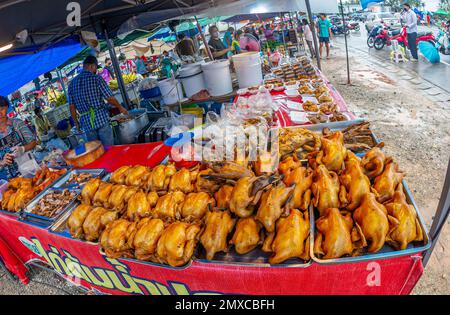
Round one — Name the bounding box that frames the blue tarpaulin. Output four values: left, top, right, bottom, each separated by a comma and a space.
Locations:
148, 26, 200, 41
0, 38, 83, 96
359, 0, 384, 10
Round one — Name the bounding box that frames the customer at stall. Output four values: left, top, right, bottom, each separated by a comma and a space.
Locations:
68, 56, 129, 146
134, 55, 148, 75
175, 34, 196, 58
104, 57, 116, 80
317, 13, 332, 59
302, 19, 316, 58
208, 25, 233, 59
0, 96, 37, 180
32, 106, 51, 142
402, 3, 419, 62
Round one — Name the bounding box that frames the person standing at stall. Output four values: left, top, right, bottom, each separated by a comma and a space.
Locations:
402, 3, 419, 62
302, 19, 316, 59
104, 58, 116, 80
317, 14, 332, 59
208, 25, 233, 60
0, 96, 37, 180
175, 34, 196, 58
68, 56, 129, 146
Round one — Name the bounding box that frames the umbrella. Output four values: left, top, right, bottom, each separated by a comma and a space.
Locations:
418, 41, 440, 64
239, 34, 260, 52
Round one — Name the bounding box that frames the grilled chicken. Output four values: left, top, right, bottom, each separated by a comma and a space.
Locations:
125, 165, 150, 187
353, 193, 389, 253
156, 222, 201, 267
180, 192, 215, 220
1, 190, 15, 210
373, 160, 404, 203
311, 165, 341, 216
129, 218, 165, 261
310, 131, 346, 172
83, 207, 118, 242
339, 152, 371, 211
107, 185, 129, 212
6, 192, 17, 212
196, 169, 222, 193
145, 164, 177, 192
269, 209, 310, 264
169, 168, 199, 194
283, 166, 313, 211
200, 210, 236, 260
126, 191, 151, 222
256, 183, 294, 233
13, 188, 37, 212
153, 191, 185, 220
361, 147, 390, 179
230, 217, 261, 254
110, 166, 131, 185
92, 182, 114, 207
67, 204, 93, 238
278, 155, 302, 178
81, 178, 101, 205
209, 162, 254, 179
384, 184, 423, 250
214, 185, 234, 210
100, 219, 137, 258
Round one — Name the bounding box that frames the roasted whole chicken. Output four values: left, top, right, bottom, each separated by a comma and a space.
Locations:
200, 210, 236, 260
129, 218, 165, 261
229, 176, 275, 218
384, 184, 423, 250
92, 182, 114, 207
310, 131, 346, 172
361, 147, 390, 179
230, 217, 261, 254
125, 165, 150, 187
283, 166, 313, 211
145, 163, 177, 192
311, 165, 341, 216
256, 183, 294, 233
169, 168, 198, 194
208, 162, 254, 179
67, 204, 93, 238
147, 191, 159, 208
268, 209, 310, 264
126, 191, 151, 221
100, 219, 137, 258
180, 192, 215, 220
339, 152, 371, 211
156, 221, 201, 267
278, 127, 321, 159
214, 185, 234, 210
373, 160, 404, 203
278, 156, 301, 178
353, 193, 389, 253
81, 178, 101, 205
13, 188, 37, 212
153, 191, 185, 220
1, 190, 15, 211
110, 166, 131, 185
83, 207, 118, 242
314, 208, 360, 259
196, 169, 222, 193
107, 185, 130, 212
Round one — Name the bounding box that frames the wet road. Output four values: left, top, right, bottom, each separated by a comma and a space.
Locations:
331, 24, 450, 93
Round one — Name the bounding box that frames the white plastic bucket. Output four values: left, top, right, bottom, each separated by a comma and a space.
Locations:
201, 60, 233, 96
179, 63, 206, 98
232, 52, 263, 89
157, 78, 183, 105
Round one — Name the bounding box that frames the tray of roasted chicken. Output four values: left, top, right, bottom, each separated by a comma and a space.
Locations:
50, 168, 106, 190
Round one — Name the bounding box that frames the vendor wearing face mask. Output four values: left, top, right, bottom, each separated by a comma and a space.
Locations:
208, 25, 233, 59
0, 96, 37, 180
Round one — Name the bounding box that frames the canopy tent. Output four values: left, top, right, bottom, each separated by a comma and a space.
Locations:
222, 13, 284, 23
0, 38, 83, 96
359, 0, 384, 10
434, 9, 450, 17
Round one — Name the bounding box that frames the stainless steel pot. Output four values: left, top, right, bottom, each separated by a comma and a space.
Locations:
111, 109, 150, 144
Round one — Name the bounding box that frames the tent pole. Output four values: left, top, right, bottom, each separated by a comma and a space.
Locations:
104, 27, 131, 109
305, 0, 321, 69
56, 68, 68, 101
340, 0, 351, 84
195, 15, 214, 61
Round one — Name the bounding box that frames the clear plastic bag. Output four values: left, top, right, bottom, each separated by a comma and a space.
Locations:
16, 152, 41, 177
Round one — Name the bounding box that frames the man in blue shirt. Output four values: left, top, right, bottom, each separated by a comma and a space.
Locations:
317, 14, 333, 59
68, 56, 128, 146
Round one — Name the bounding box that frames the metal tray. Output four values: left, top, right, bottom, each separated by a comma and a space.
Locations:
0, 208, 23, 218
50, 168, 106, 189
23, 187, 81, 227
310, 180, 431, 264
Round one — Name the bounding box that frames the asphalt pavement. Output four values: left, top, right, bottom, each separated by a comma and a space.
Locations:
330, 24, 450, 94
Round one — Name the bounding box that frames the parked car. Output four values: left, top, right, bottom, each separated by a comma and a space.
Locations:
365, 12, 401, 30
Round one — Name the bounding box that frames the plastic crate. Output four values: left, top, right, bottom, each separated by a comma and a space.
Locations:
140, 87, 161, 99
45, 104, 71, 128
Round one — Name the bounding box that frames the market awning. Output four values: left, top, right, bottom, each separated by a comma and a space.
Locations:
359, 0, 385, 10
0, 38, 83, 96
222, 13, 283, 23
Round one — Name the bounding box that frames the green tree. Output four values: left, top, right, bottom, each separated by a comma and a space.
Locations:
439, 0, 450, 11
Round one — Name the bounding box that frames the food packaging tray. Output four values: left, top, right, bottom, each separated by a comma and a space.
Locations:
23, 187, 81, 228
50, 168, 106, 189
310, 180, 431, 264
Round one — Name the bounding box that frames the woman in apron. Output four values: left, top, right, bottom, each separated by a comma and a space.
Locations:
0, 96, 37, 180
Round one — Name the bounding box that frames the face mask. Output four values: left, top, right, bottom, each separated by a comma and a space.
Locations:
213, 31, 219, 38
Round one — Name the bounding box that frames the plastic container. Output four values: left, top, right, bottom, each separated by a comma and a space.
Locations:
157, 78, 184, 105
201, 60, 233, 96
179, 63, 206, 98
139, 86, 161, 99
232, 52, 263, 89
45, 104, 71, 128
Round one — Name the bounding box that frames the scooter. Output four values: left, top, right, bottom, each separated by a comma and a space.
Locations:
331, 23, 350, 36
347, 22, 360, 32
374, 26, 435, 50
435, 29, 450, 55
367, 24, 384, 48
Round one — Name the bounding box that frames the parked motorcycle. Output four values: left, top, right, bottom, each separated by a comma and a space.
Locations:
435, 29, 450, 55
347, 22, 361, 32
331, 23, 350, 36
367, 25, 383, 48
374, 26, 435, 50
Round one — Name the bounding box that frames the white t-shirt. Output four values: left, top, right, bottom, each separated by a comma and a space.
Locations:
304, 24, 313, 41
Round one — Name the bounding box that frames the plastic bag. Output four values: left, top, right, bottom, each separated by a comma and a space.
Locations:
16, 152, 41, 177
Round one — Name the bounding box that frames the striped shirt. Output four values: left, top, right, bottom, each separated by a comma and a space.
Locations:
68, 70, 114, 131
